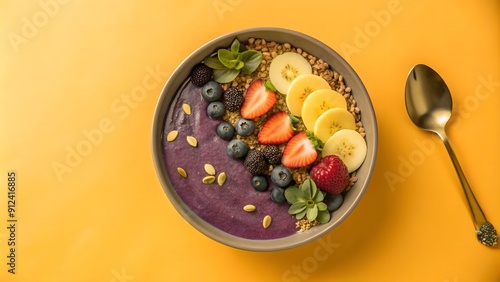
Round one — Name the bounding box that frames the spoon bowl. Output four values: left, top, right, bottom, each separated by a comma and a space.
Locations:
405, 65, 452, 131
405, 64, 498, 247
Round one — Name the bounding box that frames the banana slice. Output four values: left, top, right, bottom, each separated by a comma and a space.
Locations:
286, 74, 330, 117
269, 52, 312, 94
322, 129, 367, 173
313, 108, 356, 143
301, 89, 347, 131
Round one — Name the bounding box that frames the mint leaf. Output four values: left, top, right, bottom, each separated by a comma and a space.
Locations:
235, 60, 245, 70
285, 185, 303, 204
240, 50, 262, 74
317, 202, 328, 211
227, 59, 241, 69
317, 210, 331, 224
288, 202, 307, 215
300, 179, 312, 200
202, 38, 262, 84
230, 39, 240, 53
311, 180, 318, 199
218, 49, 239, 68
218, 49, 235, 61
204, 57, 227, 70
306, 205, 318, 221
313, 190, 325, 202
295, 209, 307, 220
213, 68, 239, 83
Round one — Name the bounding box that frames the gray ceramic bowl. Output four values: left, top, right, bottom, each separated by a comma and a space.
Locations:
151, 27, 377, 251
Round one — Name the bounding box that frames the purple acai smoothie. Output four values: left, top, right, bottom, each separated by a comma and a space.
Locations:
162, 80, 297, 240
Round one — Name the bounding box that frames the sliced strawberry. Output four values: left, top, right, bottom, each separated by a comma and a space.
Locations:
258, 112, 295, 145
281, 132, 322, 168
240, 79, 277, 119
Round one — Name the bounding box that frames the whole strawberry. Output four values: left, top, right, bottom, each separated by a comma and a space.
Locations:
310, 155, 349, 194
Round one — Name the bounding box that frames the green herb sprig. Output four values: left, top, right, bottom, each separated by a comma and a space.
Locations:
284, 178, 330, 224
203, 39, 262, 83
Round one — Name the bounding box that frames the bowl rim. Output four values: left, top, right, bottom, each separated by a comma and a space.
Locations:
151, 27, 378, 252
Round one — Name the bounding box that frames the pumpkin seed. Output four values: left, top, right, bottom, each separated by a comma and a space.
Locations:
202, 175, 215, 184
217, 172, 226, 186
177, 167, 187, 178
166, 130, 178, 142
182, 103, 191, 115
204, 164, 216, 175
243, 204, 255, 212
263, 215, 272, 228
186, 136, 197, 147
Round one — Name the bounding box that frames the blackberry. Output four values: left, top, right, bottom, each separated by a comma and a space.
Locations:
190, 64, 213, 87
224, 87, 244, 112
244, 150, 268, 175
262, 145, 282, 165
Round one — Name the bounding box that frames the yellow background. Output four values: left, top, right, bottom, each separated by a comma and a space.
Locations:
1, 0, 499, 281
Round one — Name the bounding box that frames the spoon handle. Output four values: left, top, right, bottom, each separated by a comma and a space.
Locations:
437, 130, 487, 228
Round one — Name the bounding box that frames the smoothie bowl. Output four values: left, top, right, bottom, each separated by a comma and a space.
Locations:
151, 27, 377, 251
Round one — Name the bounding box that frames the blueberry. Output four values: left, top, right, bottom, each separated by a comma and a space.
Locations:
207, 101, 225, 119
270, 165, 292, 187
271, 187, 286, 204
327, 193, 344, 212
226, 139, 249, 159
216, 122, 235, 140
251, 175, 268, 191
201, 81, 223, 102
235, 118, 254, 136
